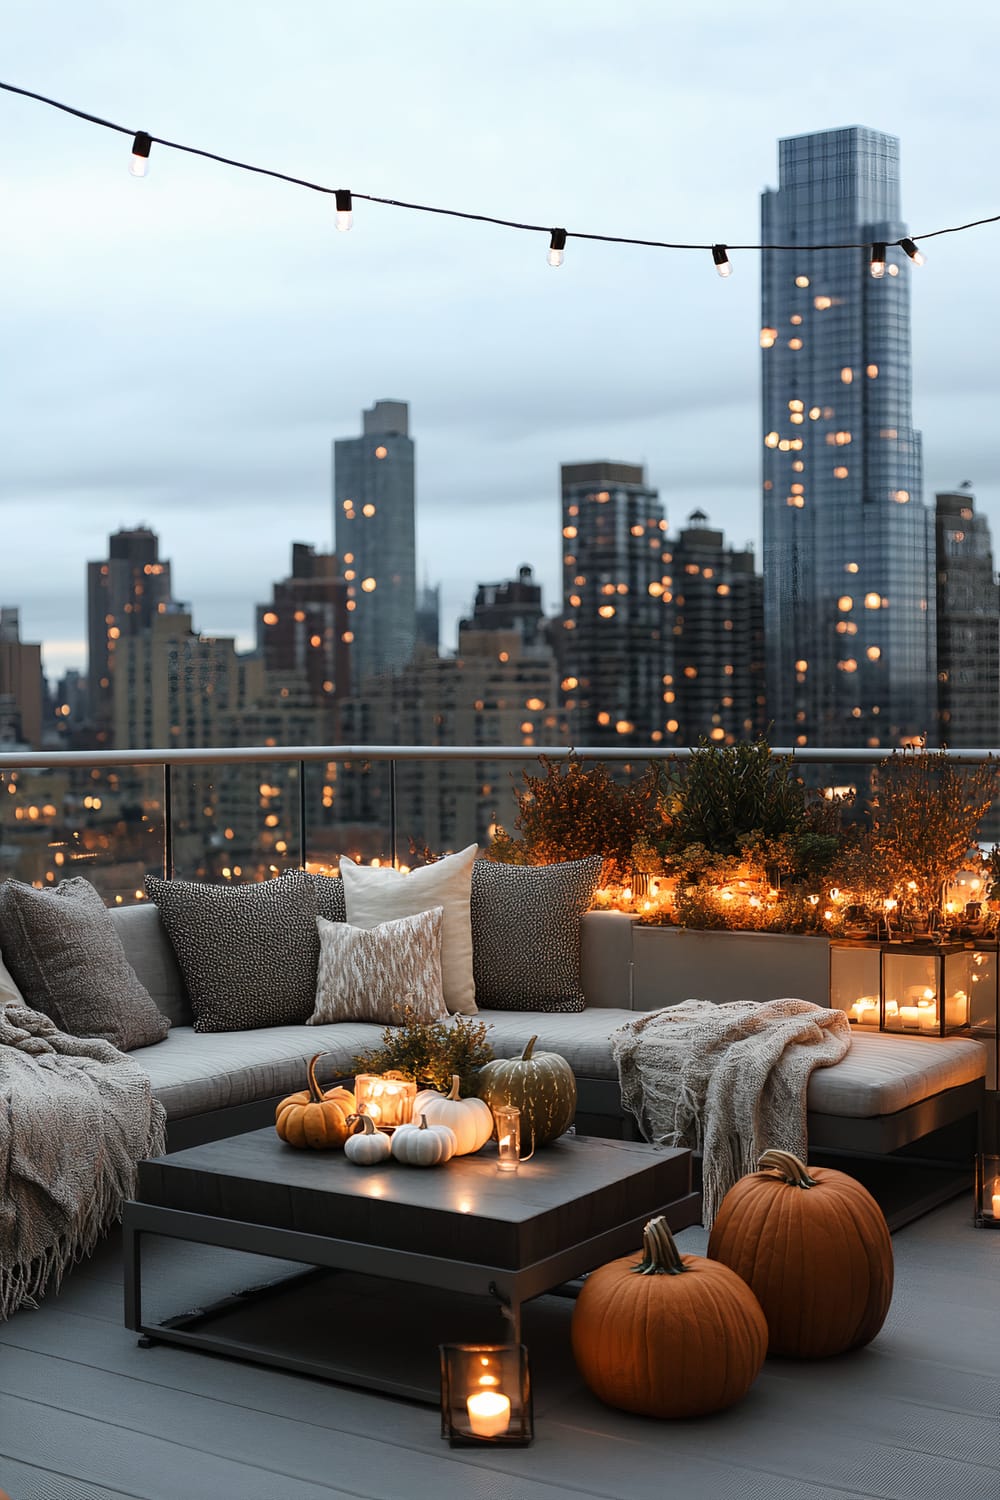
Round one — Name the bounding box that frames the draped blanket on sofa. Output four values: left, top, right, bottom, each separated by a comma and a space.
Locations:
612, 998, 851, 1226
0, 999, 166, 1320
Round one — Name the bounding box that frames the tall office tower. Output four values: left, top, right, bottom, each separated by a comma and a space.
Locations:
560, 462, 667, 745
415, 583, 441, 653
761, 128, 935, 751
0, 608, 43, 747
461, 565, 546, 646
256, 543, 350, 708
333, 400, 417, 683
935, 489, 1000, 747
665, 511, 766, 745
86, 527, 173, 742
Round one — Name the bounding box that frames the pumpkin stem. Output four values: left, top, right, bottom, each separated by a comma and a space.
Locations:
447, 1074, 462, 1101
521, 1035, 538, 1062
633, 1215, 687, 1276
347, 1113, 377, 1136
306, 1053, 326, 1104
417, 1114, 429, 1130
757, 1149, 819, 1188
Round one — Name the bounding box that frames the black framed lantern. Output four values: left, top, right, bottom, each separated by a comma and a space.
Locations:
439, 1343, 533, 1446
829, 939, 883, 1029
973, 1154, 1000, 1228
880, 942, 973, 1036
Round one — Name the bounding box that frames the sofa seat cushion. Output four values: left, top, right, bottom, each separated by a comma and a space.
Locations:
805, 1032, 987, 1118
132, 1021, 386, 1120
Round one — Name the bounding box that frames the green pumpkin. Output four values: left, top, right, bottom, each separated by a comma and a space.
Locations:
477, 1035, 577, 1152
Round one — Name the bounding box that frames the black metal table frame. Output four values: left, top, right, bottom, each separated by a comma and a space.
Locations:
123, 1189, 699, 1404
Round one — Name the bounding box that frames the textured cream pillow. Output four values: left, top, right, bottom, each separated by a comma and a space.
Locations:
340, 845, 478, 1015
309, 908, 446, 1025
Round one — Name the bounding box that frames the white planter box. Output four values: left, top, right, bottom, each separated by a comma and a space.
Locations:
631, 926, 830, 1011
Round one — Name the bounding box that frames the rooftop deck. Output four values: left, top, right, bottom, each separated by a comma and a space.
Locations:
0, 1198, 996, 1500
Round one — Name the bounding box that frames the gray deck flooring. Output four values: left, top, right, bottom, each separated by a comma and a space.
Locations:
0, 1200, 997, 1500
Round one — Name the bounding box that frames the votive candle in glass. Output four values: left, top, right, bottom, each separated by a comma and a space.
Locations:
494, 1105, 521, 1173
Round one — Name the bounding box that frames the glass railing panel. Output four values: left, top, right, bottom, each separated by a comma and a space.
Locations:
167, 760, 308, 884
301, 756, 397, 875
0, 762, 165, 905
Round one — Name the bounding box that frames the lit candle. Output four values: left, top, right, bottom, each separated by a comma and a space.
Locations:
467, 1389, 511, 1438
494, 1105, 521, 1173
946, 989, 969, 1028
851, 997, 879, 1025
898, 1005, 921, 1030
917, 998, 937, 1032
353, 1072, 416, 1131
992, 1180, 1000, 1219
884, 1000, 899, 1019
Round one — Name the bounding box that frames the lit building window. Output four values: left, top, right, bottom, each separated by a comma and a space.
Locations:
788, 399, 804, 411
764, 431, 779, 448
808, 407, 821, 419
597, 711, 611, 726
834, 466, 849, 479
598, 604, 616, 618
864, 593, 882, 610
790, 314, 803, 326
760, 328, 777, 348
838, 596, 853, 612
813, 295, 832, 310
794, 275, 810, 287
630, 524, 644, 537
866, 364, 879, 378
561, 676, 578, 690
866, 646, 881, 660
569, 593, 581, 607
838, 659, 858, 673
683, 666, 698, 678
563, 526, 577, 538
716, 583, 730, 596
894, 490, 910, 504
361, 577, 376, 592
840, 368, 853, 384
362, 503, 376, 517
374, 446, 388, 459
795, 659, 808, 671
792, 460, 804, 473
615, 720, 634, 735
845, 562, 859, 573
788, 338, 803, 350
666, 718, 679, 732
648, 582, 663, 597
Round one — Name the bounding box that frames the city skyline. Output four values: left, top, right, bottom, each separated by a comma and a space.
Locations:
4, 3, 1000, 679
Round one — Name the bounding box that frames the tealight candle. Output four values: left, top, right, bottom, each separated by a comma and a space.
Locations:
494, 1105, 521, 1173
467, 1389, 511, 1438
898, 1005, 921, 1030
992, 1186, 1000, 1220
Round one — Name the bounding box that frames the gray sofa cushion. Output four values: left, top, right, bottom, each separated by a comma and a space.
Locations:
804, 1032, 987, 1118
0, 876, 170, 1051
133, 1020, 386, 1119
471, 856, 603, 1013
110, 902, 192, 1027
145, 872, 320, 1033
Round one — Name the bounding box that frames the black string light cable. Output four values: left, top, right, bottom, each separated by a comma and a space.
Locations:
4, 78, 1000, 275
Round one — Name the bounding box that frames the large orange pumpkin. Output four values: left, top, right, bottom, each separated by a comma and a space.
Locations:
571, 1215, 768, 1418
708, 1149, 893, 1358
275, 1054, 355, 1149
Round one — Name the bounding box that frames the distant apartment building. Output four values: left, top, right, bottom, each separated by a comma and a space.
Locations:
336, 575, 565, 851
665, 511, 766, 745
112, 606, 251, 750
86, 527, 174, 742
416, 583, 441, 653
462, 565, 546, 646
255, 542, 350, 714
761, 127, 935, 750
333, 400, 417, 682
0, 608, 43, 748
935, 489, 1000, 747
559, 461, 667, 746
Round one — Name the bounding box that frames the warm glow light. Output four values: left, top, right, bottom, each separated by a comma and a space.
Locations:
374, 445, 388, 459
900, 237, 925, 266
870, 242, 887, 278
794, 275, 810, 287
840, 367, 853, 384
361, 577, 376, 592
760, 327, 777, 348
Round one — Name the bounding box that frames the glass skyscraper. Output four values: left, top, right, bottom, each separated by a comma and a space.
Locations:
334, 400, 417, 683
761, 127, 935, 750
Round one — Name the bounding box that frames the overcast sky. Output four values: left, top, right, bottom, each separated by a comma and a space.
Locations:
3, 0, 999, 679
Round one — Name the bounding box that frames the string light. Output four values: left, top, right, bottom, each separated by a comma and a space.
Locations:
335, 188, 352, 232
2, 80, 997, 267
869, 242, 886, 279
129, 130, 151, 177
712, 244, 732, 278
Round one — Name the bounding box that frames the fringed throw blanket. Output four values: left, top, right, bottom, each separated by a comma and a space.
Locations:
612, 998, 851, 1226
0, 999, 166, 1320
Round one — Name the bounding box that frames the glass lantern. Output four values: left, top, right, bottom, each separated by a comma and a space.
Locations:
968, 944, 998, 1091
973, 1154, 1000, 1228
352, 1071, 416, 1131
880, 943, 973, 1036
439, 1344, 533, 1446
829, 940, 883, 1029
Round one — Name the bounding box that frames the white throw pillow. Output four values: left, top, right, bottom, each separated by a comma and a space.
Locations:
340, 844, 478, 1015
309, 908, 446, 1026
0, 948, 24, 1006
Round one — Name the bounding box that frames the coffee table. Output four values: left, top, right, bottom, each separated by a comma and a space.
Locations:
124, 1129, 698, 1403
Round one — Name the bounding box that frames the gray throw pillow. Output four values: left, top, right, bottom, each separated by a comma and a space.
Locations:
309, 907, 446, 1025
145, 871, 320, 1032
0, 877, 170, 1051
471, 856, 603, 1012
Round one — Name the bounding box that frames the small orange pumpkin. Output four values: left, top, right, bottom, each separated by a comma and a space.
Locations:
708, 1149, 893, 1358
275, 1054, 355, 1149
571, 1215, 767, 1418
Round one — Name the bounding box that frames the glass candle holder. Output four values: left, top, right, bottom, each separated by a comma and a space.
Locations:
353, 1071, 416, 1132
439, 1343, 533, 1446
493, 1105, 521, 1173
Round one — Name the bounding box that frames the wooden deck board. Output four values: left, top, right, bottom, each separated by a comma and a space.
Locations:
0, 1200, 997, 1500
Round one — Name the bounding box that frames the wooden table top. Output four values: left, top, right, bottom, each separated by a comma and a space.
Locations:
137, 1130, 691, 1270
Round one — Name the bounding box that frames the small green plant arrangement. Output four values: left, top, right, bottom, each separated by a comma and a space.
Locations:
351, 1008, 495, 1096
488, 755, 672, 884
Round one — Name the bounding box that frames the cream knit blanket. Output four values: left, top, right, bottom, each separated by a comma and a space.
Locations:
0, 999, 167, 1320
612, 998, 851, 1226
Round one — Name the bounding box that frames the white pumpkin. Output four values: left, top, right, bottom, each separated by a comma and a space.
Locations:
390, 1114, 457, 1167
343, 1113, 392, 1167
413, 1073, 495, 1156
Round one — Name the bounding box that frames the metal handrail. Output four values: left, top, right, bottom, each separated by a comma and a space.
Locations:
2, 742, 998, 771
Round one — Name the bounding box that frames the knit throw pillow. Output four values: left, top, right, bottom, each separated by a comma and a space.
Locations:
144, 871, 319, 1032
0, 877, 170, 1050
471, 856, 603, 1012
308, 907, 446, 1026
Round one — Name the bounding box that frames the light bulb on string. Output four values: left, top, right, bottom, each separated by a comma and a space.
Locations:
870, 242, 886, 279
335, 189, 353, 232
547, 228, 566, 267
129, 131, 152, 177
899, 237, 926, 266
712, 244, 732, 278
